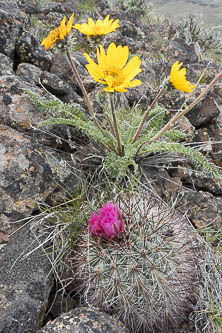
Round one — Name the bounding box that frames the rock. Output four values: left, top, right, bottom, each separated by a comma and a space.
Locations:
0, 76, 87, 150
19, 0, 40, 15
152, 169, 222, 230
93, 0, 110, 11
207, 98, 222, 161
0, 0, 29, 60
37, 1, 66, 15
163, 38, 199, 64
0, 73, 50, 138
158, 88, 186, 109
0, 92, 41, 132
40, 71, 83, 104
71, 51, 89, 68
126, 85, 150, 109
37, 307, 129, 333
179, 190, 222, 230
16, 62, 43, 85
177, 116, 195, 142
119, 20, 140, 39
0, 220, 52, 333
0, 11, 23, 60
0, 0, 30, 25
186, 92, 220, 128
0, 74, 33, 96
50, 53, 96, 95
0, 53, 14, 76
0, 124, 78, 223
16, 31, 52, 71
0, 67, 86, 149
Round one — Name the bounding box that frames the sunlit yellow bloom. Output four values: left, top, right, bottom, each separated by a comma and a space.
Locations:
84, 42, 142, 92
74, 15, 119, 40
41, 13, 74, 50
169, 61, 195, 93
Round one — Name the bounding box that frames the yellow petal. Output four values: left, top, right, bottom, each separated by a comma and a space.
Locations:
106, 42, 118, 67
116, 45, 129, 69
73, 23, 81, 31
104, 15, 110, 23
88, 18, 95, 28
126, 79, 142, 87
122, 56, 141, 79
67, 13, 74, 34
97, 44, 107, 70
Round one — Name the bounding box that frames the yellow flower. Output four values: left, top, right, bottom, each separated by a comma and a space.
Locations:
84, 42, 142, 92
74, 14, 120, 40
169, 61, 195, 93
41, 13, 74, 50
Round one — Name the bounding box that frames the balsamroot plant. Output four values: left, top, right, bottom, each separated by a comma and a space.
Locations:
67, 192, 200, 333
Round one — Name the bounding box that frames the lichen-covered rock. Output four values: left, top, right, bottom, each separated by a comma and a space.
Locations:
0, 74, 32, 96
0, 0, 30, 59
0, 93, 44, 133
37, 307, 129, 333
50, 53, 96, 94
0, 75, 86, 150
40, 70, 83, 104
16, 31, 52, 71
0, 53, 14, 76
16, 62, 43, 85
0, 124, 78, 223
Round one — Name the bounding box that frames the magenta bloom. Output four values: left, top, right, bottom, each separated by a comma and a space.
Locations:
89, 211, 102, 236
89, 202, 124, 239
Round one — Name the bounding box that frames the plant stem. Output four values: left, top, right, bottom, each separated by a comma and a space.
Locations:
106, 113, 116, 138
145, 71, 222, 145
66, 50, 106, 139
110, 94, 123, 157
132, 88, 165, 143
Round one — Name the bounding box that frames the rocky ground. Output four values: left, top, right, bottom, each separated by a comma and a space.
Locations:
0, 0, 222, 332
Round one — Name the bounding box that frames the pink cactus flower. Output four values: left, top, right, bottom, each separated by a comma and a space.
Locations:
89, 211, 103, 236
89, 202, 124, 239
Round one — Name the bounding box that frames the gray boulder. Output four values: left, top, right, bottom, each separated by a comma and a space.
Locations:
37, 307, 129, 333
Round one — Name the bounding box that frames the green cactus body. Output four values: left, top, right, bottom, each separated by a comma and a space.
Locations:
69, 193, 199, 332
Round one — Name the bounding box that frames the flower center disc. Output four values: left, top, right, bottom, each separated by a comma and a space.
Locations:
104, 67, 124, 88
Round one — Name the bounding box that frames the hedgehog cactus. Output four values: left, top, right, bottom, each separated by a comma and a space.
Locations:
69, 192, 199, 332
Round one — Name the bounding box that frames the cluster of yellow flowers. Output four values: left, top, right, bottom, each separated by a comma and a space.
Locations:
41, 13, 195, 94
